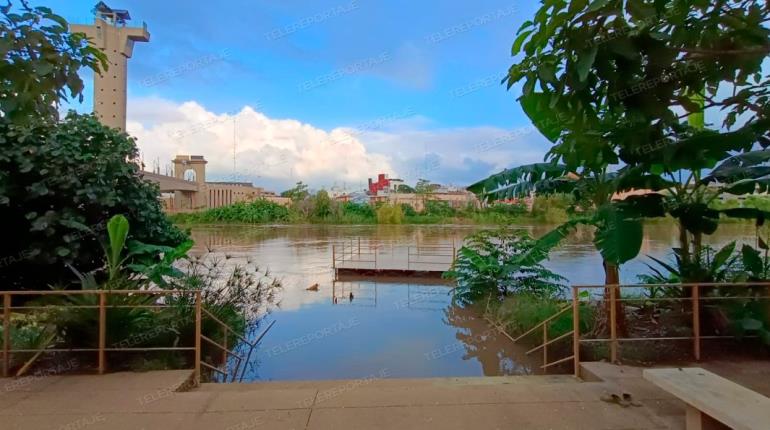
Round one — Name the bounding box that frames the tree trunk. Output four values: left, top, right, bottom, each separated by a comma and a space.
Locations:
679, 222, 690, 266
603, 260, 627, 337
693, 232, 702, 264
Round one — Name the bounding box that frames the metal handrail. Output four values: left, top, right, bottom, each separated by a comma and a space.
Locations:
512, 304, 571, 343
0, 289, 272, 385
507, 282, 770, 377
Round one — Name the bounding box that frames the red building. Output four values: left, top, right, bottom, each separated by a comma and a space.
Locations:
368, 173, 391, 195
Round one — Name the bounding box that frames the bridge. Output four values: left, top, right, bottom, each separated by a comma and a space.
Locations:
140, 155, 290, 211
142, 171, 199, 192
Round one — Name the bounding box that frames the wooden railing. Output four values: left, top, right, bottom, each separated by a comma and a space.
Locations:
507, 283, 770, 377
0, 290, 273, 385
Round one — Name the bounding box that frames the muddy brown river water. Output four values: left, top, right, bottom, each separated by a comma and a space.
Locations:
189, 223, 756, 381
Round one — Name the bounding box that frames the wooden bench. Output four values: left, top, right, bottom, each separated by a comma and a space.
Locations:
643, 367, 770, 430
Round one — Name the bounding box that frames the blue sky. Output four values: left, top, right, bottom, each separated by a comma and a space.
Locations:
44, 0, 551, 192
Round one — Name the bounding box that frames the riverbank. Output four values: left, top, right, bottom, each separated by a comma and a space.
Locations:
167, 197, 574, 226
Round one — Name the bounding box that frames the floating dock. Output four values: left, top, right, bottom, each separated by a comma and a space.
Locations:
332, 240, 456, 280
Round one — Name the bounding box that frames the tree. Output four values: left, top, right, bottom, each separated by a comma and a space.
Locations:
395, 184, 415, 193
505, 0, 770, 275
313, 190, 332, 219
0, 2, 107, 123
478, 0, 770, 338
281, 181, 309, 201
0, 113, 187, 289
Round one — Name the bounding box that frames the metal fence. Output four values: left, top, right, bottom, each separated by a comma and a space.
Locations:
509, 283, 770, 376
0, 290, 271, 384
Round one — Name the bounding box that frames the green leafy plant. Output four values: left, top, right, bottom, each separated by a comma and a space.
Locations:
376, 204, 403, 224
0, 113, 187, 290
444, 229, 566, 304
0, 1, 107, 122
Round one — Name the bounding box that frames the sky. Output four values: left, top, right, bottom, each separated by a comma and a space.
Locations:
44, 0, 554, 193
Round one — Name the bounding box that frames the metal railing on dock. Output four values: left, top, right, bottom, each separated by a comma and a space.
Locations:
332, 239, 456, 278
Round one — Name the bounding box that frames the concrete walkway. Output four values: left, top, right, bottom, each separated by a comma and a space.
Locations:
0, 364, 699, 430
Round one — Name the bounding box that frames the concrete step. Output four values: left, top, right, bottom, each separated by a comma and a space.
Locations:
198, 374, 579, 392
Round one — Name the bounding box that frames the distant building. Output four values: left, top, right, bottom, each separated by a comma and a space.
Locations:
365, 173, 478, 211
145, 155, 290, 212
367, 173, 405, 195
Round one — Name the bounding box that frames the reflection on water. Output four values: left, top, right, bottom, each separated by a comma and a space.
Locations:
189, 223, 757, 380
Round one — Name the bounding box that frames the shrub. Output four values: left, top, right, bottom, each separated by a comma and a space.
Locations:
0, 114, 186, 289
172, 200, 291, 224
423, 200, 455, 217
342, 202, 375, 218
487, 295, 595, 344
376, 204, 404, 224
400, 203, 418, 217
444, 229, 566, 304
531, 194, 572, 223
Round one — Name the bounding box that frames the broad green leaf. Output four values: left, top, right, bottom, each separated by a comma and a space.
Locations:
512, 30, 533, 55
576, 46, 598, 82
594, 205, 643, 264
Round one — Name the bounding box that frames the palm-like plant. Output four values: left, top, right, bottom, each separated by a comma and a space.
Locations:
444, 229, 566, 305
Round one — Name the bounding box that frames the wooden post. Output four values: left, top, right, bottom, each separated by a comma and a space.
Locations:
194, 291, 202, 386
572, 287, 580, 378
542, 323, 548, 372
222, 326, 228, 377
358, 237, 361, 256
332, 245, 336, 269
3, 293, 10, 378
692, 284, 701, 361
98, 291, 106, 374
374, 247, 378, 270
610, 285, 618, 364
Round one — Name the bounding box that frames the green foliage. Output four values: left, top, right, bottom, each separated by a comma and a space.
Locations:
376, 203, 403, 224
414, 179, 436, 194
313, 190, 332, 219
531, 194, 572, 223
172, 200, 291, 224
105, 215, 130, 281
126, 239, 194, 288
280, 181, 309, 201
444, 229, 566, 304
639, 242, 741, 286
399, 203, 417, 217
487, 295, 595, 344
0, 2, 107, 123
0, 113, 186, 289
422, 200, 455, 217
396, 184, 414, 193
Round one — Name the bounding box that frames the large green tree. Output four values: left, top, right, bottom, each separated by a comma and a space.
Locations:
490, 0, 770, 277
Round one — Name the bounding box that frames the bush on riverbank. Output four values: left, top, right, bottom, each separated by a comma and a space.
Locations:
485, 295, 595, 344
172, 200, 292, 224
170, 197, 574, 226
445, 229, 566, 304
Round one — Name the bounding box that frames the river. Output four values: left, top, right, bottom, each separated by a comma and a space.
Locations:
189, 222, 757, 381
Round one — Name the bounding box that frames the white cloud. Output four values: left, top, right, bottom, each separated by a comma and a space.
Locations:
126, 97, 551, 191
127, 97, 393, 191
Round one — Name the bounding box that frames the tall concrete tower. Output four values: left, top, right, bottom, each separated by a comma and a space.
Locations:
71, 2, 149, 131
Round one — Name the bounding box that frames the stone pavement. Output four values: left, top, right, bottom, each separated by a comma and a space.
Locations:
0, 363, 727, 430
